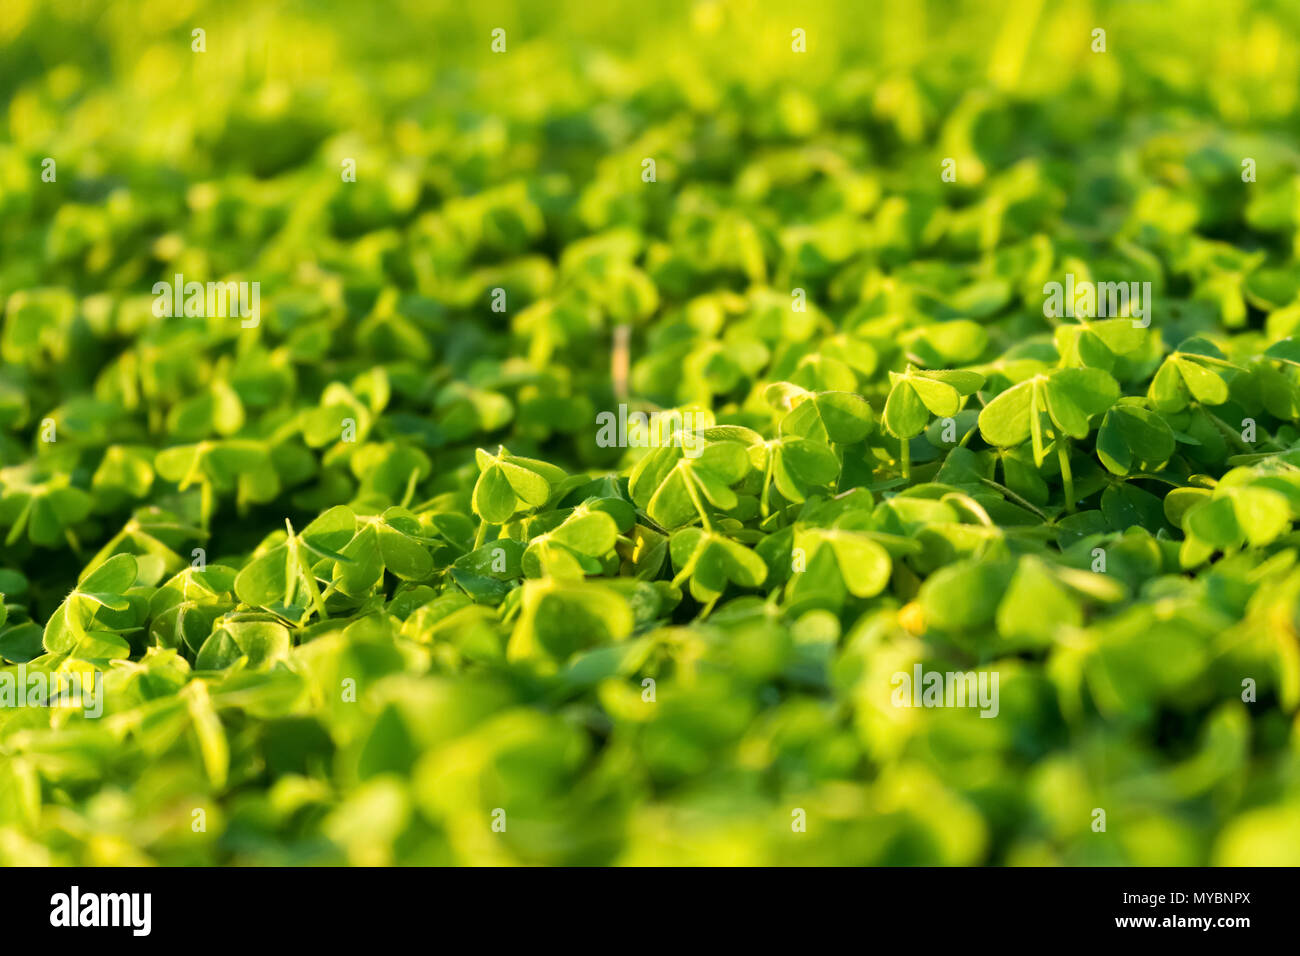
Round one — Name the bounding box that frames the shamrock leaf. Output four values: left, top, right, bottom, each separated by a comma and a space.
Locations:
522, 506, 619, 578
668, 526, 768, 604
979, 367, 1119, 508
332, 508, 434, 597
91, 445, 156, 505
628, 440, 751, 530
300, 382, 376, 448
42, 553, 145, 659
234, 506, 357, 619
1178, 484, 1292, 567
771, 386, 875, 444
884, 367, 984, 476
918, 557, 1016, 633
792, 528, 893, 598
506, 579, 634, 664
1054, 318, 1147, 370
1096, 402, 1176, 475
0, 467, 93, 548
471, 446, 566, 525
451, 539, 526, 603
196, 618, 292, 670
1148, 338, 1241, 412
1263, 337, 1300, 367
753, 435, 840, 512
995, 555, 1083, 646
155, 439, 278, 530
148, 565, 238, 652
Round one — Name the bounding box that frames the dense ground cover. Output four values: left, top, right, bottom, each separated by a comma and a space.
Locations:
2, 0, 1300, 864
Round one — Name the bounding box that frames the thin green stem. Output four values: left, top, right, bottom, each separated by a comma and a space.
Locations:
287, 529, 329, 621
683, 470, 713, 532
1058, 439, 1075, 513
296, 544, 329, 620
400, 468, 420, 508
200, 480, 214, 532
979, 478, 1049, 520
1201, 405, 1271, 453
760, 447, 775, 518
5, 496, 32, 547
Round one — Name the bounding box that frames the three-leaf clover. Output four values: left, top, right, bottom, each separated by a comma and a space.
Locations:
790, 527, 893, 601
1095, 400, 1176, 475
521, 506, 620, 578
0, 465, 93, 548
332, 508, 435, 597
771, 386, 875, 444
471, 446, 567, 530
506, 579, 634, 664
629, 440, 751, 530
668, 526, 768, 606
154, 439, 278, 530
883, 366, 984, 477
42, 553, 145, 661
1173, 477, 1293, 567
233, 506, 357, 620
1148, 337, 1240, 412
751, 434, 839, 515
978, 367, 1120, 509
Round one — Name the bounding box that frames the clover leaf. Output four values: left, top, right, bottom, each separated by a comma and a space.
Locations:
506, 579, 634, 664
628, 440, 751, 531
753, 435, 840, 513
154, 439, 278, 530
978, 367, 1120, 509
42, 553, 144, 661
1096, 401, 1176, 475
884, 367, 984, 477
332, 508, 434, 597
1148, 337, 1241, 412
234, 506, 357, 619
774, 387, 875, 444
668, 526, 768, 606
0, 467, 93, 548
521, 506, 619, 578
471, 446, 566, 527
791, 527, 893, 599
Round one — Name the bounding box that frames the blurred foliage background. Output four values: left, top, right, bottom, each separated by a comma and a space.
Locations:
2, 0, 1300, 865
